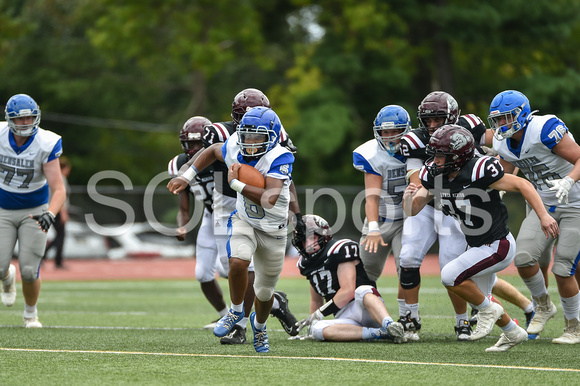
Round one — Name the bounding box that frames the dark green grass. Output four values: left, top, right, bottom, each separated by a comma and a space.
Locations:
1, 275, 578, 385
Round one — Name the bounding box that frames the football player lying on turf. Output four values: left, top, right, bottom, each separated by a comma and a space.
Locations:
403, 124, 559, 352
291, 215, 405, 343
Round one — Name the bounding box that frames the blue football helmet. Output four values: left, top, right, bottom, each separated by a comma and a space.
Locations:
488, 90, 532, 140
237, 106, 281, 159
373, 105, 411, 156
5, 94, 41, 137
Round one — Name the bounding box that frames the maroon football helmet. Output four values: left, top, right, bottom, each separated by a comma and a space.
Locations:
180, 116, 211, 159
231, 88, 271, 125
417, 91, 460, 135
426, 124, 475, 176
292, 214, 333, 261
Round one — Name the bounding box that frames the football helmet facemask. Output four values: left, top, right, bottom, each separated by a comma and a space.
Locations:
231, 88, 271, 125
373, 105, 412, 156
292, 214, 333, 262
5, 94, 41, 137
237, 107, 281, 160
417, 91, 460, 136
180, 116, 211, 159
488, 90, 532, 140
425, 124, 475, 176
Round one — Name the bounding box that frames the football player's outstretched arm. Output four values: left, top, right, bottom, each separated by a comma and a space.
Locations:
490, 174, 559, 239
360, 173, 388, 253
167, 143, 223, 194
227, 164, 284, 209
402, 183, 432, 216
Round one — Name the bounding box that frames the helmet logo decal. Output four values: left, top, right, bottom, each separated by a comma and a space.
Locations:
450, 132, 468, 150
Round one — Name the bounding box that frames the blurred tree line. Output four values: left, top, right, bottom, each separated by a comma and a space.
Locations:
1, 0, 580, 187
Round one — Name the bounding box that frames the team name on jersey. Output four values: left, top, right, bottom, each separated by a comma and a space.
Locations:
509, 156, 541, 170
0, 155, 35, 168
387, 166, 407, 179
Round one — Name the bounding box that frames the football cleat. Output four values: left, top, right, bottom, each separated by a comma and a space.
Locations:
524, 311, 538, 339
485, 325, 528, 352
1, 264, 17, 307
552, 318, 580, 344
398, 311, 421, 341
469, 308, 478, 326
220, 324, 247, 345
455, 319, 472, 341
381, 321, 405, 344
250, 312, 269, 353
213, 309, 244, 337
527, 294, 557, 335
203, 317, 220, 330
471, 302, 504, 341
270, 291, 299, 336
23, 315, 42, 328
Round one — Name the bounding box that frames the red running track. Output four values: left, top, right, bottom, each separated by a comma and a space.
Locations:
26, 253, 520, 281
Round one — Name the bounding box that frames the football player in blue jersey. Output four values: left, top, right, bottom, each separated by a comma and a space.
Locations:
168, 89, 300, 344
291, 215, 405, 343
168, 107, 294, 353
404, 124, 559, 352
0, 94, 66, 328
488, 90, 580, 344
352, 104, 409, 334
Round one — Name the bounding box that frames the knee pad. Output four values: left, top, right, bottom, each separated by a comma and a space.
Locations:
20, 265, 38, 283
254, 285, 274, 303
399, 267, 420, 290
440, 265, 455, 287
355, 285, 377, 308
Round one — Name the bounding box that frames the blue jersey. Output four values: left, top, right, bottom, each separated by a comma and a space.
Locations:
0, 123, 62, 209
493, 114, 580, 208
353, 139, 407, 221
222, 133, 294, 232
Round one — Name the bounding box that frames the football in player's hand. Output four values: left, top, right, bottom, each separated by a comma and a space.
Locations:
238, 164, 266, 189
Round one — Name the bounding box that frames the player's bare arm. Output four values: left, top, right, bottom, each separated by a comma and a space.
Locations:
288, 180, 301, 218
360, 172, 388, 253
552, 134, 580, 182
332, 260, 357, 308
490, 174, 559, 239
167, 142, 223, 194
309, 286, 324, 314
402, 182, 433, 216
497, 157, 517, 174
44, 158, 66, 215
175, 191, 190, 241
227, 163, 283, 209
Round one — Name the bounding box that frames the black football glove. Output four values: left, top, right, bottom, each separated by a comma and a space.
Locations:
32, 211, 56, 232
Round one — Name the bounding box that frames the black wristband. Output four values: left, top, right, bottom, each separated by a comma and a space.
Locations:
319, 299, 340, 316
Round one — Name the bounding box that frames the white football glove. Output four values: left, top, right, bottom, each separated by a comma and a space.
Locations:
547, 176, 575, 204
295, 309, 323, 333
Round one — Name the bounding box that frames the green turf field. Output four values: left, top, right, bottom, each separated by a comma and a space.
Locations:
1, 275, 578, 385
